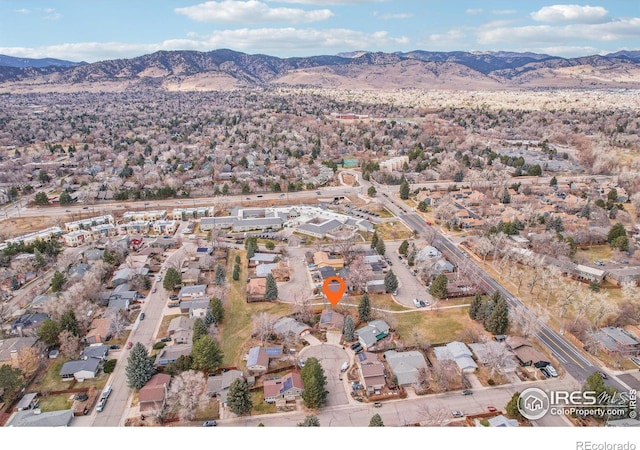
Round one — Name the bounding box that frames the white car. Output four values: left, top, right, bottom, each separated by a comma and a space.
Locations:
413, 298, 422, 308
545, 364, 558, 377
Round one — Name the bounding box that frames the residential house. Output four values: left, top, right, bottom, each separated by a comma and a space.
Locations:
313, 251, 345, 269
11, 313, 49, 337
6, 409, 73, 427
248, 253, 278, 267
139, 373, 171, 414
591, 327, 640, 354
0, 337, 37, 367
207, 370, 244, 404
356, 320, 390, 350
433, 341, 478, 373
246, 345, 283, 372
79, 344, 109, 361
565, 264, 606, 283
154, 345, 193, 367
365, 279, 387, 294
255, 263, 278, 278
84, 317, 113, 344
505, 336, 547, 367
488, 415, 519, 427
297, 219, 343, 239
179, 298, 210, 318
264, 372, 305, 404
468, 342, 518, 372
317, 266, 337, 280
273, 317, 311, 338
168, 316, 196, 344
605, 267, 640, 286
181, 268, 201, 286
357, 352, 386, 392
383, 350, 428, 387
178, 284, 207, 299
319, 309, 345, 330
59, 358, 100, 381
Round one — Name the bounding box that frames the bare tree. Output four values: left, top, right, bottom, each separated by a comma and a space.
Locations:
16, 346, 42, 376
165, 370, 210, 422
59, 329, 82, 358
108, 310, 129, 339
345, 255, 369, 294
417, 403, 450, 426
251, 312, 277, 344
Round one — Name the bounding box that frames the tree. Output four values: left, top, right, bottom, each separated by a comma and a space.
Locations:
369, 413, 384, 427
209, 297, 224, 324
430, 274, 448, 299
193, 318, 208, 343
549, 176, 558, 186
607, 223, 626, 244
301, 358, 328, 409
15, 347, 41, 376
500, 188, 511, 204
58, 329, 81, 357
166, 370, 209, 422
38, 170, 51, 183
50, 270, 66, 292
191, 335, 223, 371
370, 230, 379, 251
343, 315, 355, 342
34, 191, 49, 206
227, 377, 252, 416
164, 354, 193, 376
358, 294, 371, 322
0, 364, 24, 403
163, 267, 182, 291
399, 240, 409, 256
506, 392, 524, 420
246, 240, 256, 260
265, 240, 275, 251
375, 237, 386, 256
103, 359, 117, 374
486, 294, 509, 335
399, 178, 410, 200
265, 273, 278, 301
60, 309, 80, 336
611, 235, 629, 252
367, 186, 377, 197
297, 414, 320, 426
37, 318, 60, 347
125, 342, 156, 390
232, 263, 240, 281
384, 269, 399, 293
214, 264, 226, 286
10, 276, 20, 291
59, 191, 72, 205
468, 293, 483, 320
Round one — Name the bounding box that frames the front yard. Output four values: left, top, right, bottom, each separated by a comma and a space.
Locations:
38, 393, 73, 412
33, 358, 109, 393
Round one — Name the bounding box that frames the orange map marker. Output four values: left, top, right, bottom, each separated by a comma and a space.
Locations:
323, 276, 346, 306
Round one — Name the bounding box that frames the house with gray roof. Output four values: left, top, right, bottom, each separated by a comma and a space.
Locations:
168, 316, 195, 344
0, 336, 38, 366
207, 370, 244, 403
383, 350, 428, 386
80, 344, 109, 361
591, 327, 640, 354
273, 317, 311, 338
178, 284, 207, 299
179, 298, 210, 318
356, 320, 390, 350
154, 345, 193, 367
319, 309, 345, 330
468, 341, 518, 372
59, 358, 100, 381
246, 345, 283, 372
249, 253, 278, 265
6, 409, 73, 427
433, 341, 478, 372
256, 263, 278, 278
297, 219, 343, 238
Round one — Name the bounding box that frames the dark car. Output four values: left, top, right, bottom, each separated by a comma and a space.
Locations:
168, 302, 180, 308
160, 337, 172, 342
74, 393, 89, 402
462, 389, 473, 396
599, 371, 608, 380
109, 344, 121, 350
139, 312, 145, 320
169, 295, 179, 300
534, 361, 551, 369
203, 420, 217, 427
350, 342, 361, 350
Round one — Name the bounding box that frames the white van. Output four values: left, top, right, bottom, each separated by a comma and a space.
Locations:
101, 385, 112, 399
96, 397, 107, 412
340, 361, 349, 372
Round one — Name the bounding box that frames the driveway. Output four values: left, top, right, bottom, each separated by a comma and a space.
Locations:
277, 246, 313, 302
300, 344, 350, 407
385, 240, 433, 307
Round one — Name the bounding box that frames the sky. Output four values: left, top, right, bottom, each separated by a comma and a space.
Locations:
0, 1, 638, 63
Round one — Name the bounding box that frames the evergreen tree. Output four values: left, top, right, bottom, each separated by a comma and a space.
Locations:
549, 176, 558, 186
34, 191, 49, 205
214, 264, 226, 286
367, 186, 377, 197
209, 297, 224, 324
60, 310, 80, 337
506, 392, 523, 420
399, 178, 410, 200
468, 293, 484, 321
191, 335, 224, 371
343, 315, 355, 342
125, 343, 156, 390
246, 241, 256, 260
37, 318, 61, 347
227, 377, 253, 416
193, 318, 208, 343
500, 188, 511, 204
232, 263, 240, 281
265, 274, 278, 301
163, 267, 182, 291
297, 415, 320, 427
59, 191, 72, 205
486, 295, 509, 335
358, 294, 371, 323
398, 240, 409, 256
301, 358, 328, 409
369, 413, 385, 427
204, 309, 216, 326
50, 270, 66, 292
33, 248, 46, 270
607, 223, 626, 244
0, 365, 24, 403
384, 270, 399, 293
10, 276, 20, 291
375, 237, 386, 256
430, 274, 448, 299
235, 255, 241, 264
370, 230, 379, 250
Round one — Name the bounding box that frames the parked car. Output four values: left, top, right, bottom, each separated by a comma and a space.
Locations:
101, 385, 112, 399
419, 300, 429, 307
168, 302, 180, 308
96, 398, 107, 412
545, 364, 558, 377
487, 406, 497, 413
109, 344, 120, 350
631, 356, 640, 368
169, 295, 179, 300
152, 288, 157, 293
74, 393, 89, 402
160, 337, 172, 343
203, 420, 217, 427
461, 389, 473, 396
452, 410, 464, 418
540, 367, 550, 378
413, 298, 422, 308
126, 341, 133, 349
139, 312, 145, 320
534, 361, 551, 369
350, 342, 362, 350
598, 371, 608, 380
373, 402, 382, 408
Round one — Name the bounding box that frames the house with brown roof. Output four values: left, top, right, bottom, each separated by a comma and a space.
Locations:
246, 345, 283, 372
356, 351, 386, 392
319, 309, 345, 330
506, 336, 547, 367
84, 317, 113, 344
168, 316, 195, 344
139, 373, 171, 414
313, 251, 345, 269
264, 372, 304, 404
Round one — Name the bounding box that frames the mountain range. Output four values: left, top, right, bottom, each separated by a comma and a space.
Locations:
1, 49, 639, 92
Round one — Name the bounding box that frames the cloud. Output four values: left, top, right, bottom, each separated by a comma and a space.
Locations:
466, 9, 483, 15
373, 11, 413, 20
427, 28, 466, 44
531, 4, 609, 23
175, 0, 333, 24
0, 28, 409, 62
534, 45, 603, 58
43, 12, 63, 21
13, 8, 31, 14
274, 0, 385, 4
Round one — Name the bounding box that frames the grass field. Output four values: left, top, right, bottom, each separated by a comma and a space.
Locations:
394, 307, 471, 345
219, 249, 292, 367
374, 221, 413, 241
38, 394, 73, 412
574, 245, 613, 264
250, 391, 276, 415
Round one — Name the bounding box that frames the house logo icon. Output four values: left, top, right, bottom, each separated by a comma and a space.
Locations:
518, 387, 550, 420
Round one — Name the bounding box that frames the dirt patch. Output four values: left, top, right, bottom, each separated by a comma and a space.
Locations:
1, 215, 60, 239
342, 174, 356, 186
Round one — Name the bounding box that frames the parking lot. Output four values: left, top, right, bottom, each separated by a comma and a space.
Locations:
385, 240, 435, 308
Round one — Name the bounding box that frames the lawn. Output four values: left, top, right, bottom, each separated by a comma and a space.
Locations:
374, 221, 413, 241
219, 249, 292, 367
369, 293, 410, 312
195, 399, 220, 420
575, 245, 613, 264
394, 307, 471, 346
250, 391, 276, 415
38, 394, 73, 412
35, 358, 109, 393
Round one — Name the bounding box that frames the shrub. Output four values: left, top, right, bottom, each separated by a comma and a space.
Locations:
153, 342, 167, 350
487, 378, 495, 386
103, 359, 117, 374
